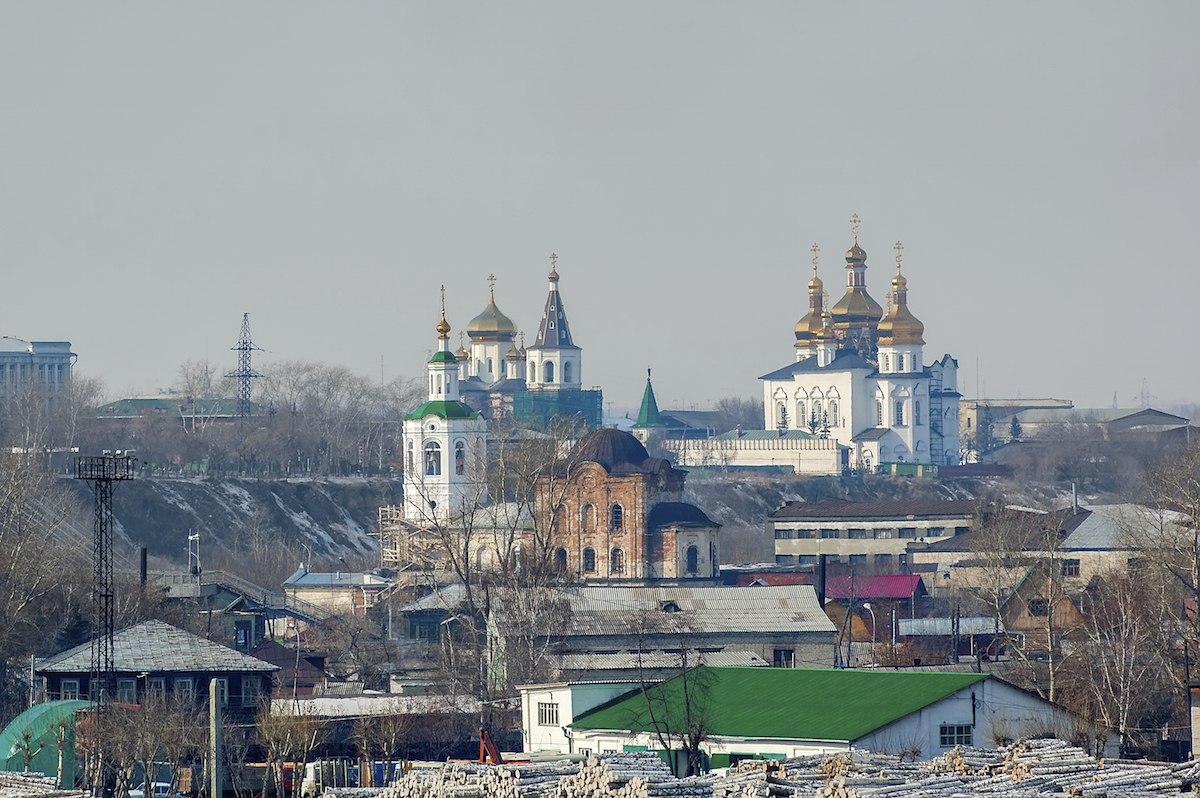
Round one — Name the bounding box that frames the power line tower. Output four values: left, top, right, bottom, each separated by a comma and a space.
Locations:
75, 453, 136, 701
226, 313, 263, 418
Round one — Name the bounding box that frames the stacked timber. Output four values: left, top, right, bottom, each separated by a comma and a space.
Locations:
365, 739, 1200, 798
0, 771, 84, 798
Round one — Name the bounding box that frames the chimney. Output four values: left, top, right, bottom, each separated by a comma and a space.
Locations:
1072, 483, 1078, 515
816, 554, 827, 607
139, 547, 148, 585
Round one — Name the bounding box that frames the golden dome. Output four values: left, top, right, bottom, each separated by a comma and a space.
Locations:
845, 240, 867, 262
466, 277, 517, 340
877, 265, 924, 346
815, 312, 838, 341
436, 315, 451, 339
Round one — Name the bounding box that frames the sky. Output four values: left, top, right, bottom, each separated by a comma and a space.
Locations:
1, 3, 1197, 416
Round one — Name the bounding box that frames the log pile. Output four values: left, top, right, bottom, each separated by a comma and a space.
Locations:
365, 739, 1200, 798
0, 771, 84, 798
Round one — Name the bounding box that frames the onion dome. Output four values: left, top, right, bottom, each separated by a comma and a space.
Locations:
505, 344, 522, 361
876, 261, 925, 346
466, 275, 517, 341
845, 240, 867, 262
455, 333, 471, 362
795, 246, 826, 347
815, 311, 838, 341
436, 315, 451, 340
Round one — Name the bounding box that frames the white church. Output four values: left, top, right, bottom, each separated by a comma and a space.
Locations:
676, 217, 960, 474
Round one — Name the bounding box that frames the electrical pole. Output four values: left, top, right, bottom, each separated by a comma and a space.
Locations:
226, 313, 263, 418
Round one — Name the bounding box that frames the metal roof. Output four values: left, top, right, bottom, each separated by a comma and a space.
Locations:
769, 500, 980, 521
554, 650, 768, 671
900, 617, 1006, 636
36, 620, 279, 674
563, 584, 835, 636
572, 666, 988, 741
824, 574, 925, 601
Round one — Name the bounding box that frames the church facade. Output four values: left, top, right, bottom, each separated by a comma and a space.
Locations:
759, 219, 960, 469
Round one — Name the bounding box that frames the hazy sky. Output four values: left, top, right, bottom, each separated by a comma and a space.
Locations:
2, 3, 1197, 415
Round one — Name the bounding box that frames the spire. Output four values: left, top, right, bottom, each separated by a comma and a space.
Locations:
829, 213, 883, 342
634, 368, 666, 429
795, 243, 826, 352
436, 285, 451, 341
530, 253, 578, 350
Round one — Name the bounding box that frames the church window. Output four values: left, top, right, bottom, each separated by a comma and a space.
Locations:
796, 401, 805, 425
610, 548, 624, 575
875, 401, 884, 426
898, 355, 905, 372
488, 358, 493, 375
581, 504, 594, 532
686, 545, 699, 574
563, 361, 573, 383
812, 401, 822, 427
424, 442, 442, 476
455, 441, 466, 475
914, 400, 923, 425
777, 402, 787, 429
610, 504, 624, 531
406, 441, 414, 472
829, 401, 839, 427
583, 547, 596, 573
895, 401, 905, 426
555, 548, 568, 572
544, 361, 555, 383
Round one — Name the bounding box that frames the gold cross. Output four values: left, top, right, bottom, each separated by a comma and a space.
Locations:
440, 285, 446, 315
894, 240, 904, 266
487, 273, 496, 291
810, 243, 820, 272
850, 213, 861, 239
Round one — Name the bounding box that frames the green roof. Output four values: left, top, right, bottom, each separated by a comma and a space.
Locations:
96, 396, 252, 418
429, 350, 458, 363
404, 400, 480, 421
571, 666, 987, 742
633, 374, 665, 429
0, 699, 91, 778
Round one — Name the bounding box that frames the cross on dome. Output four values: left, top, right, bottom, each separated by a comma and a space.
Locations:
850, 213, 861, 240
894, 241, 904, 267
811, 243, 820, 272
487, 273, 496, 291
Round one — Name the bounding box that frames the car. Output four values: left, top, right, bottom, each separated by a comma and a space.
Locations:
128, 782, 176, 798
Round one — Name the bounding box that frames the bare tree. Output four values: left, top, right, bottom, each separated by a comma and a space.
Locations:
257, 704, 324, 798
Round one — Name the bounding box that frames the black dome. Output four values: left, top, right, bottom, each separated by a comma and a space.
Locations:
570, 428, 651, 473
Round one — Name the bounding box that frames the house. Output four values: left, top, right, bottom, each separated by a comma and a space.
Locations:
35, 620, 278, 721
249, 639, 330, 697
769, 500, 980, 571
282, 564, 392, 617
536, 666, 1118, 765
998, 564, 1086, 654
397, 582, 836, 684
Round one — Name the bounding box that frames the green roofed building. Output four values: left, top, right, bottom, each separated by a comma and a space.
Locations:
520, 666, 1116, 767
0, 699, 90, 786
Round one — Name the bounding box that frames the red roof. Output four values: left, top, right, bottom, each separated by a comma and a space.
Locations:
824, 574, 925, 600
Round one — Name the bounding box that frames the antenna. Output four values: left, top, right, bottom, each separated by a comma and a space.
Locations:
226, 313, 263, 418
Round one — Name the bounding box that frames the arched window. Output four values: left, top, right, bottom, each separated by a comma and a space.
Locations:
812, 400, 822, 426
914, 400, 923, 425
437, 374, 443, 396
424, 442, 441, 476
796, 401, 805, 425
610, 548, 624, 575
883, 354, 890, 372
581, 503, 594, 532
555, 547, 568, 572
563, 361, 573, 383
487, 358, 493, 375
777, 402, 787, 429
610, 504, 623, 531
895, 400, 905, 426
875, 401, 884, 426
686, 545, 699, 574
898, 354, 905, 372
544, 361, 555, 383
829, 400, 839, 428
583, 547, 596, 573
406, 440, 414, 472
454, 441, 465, 475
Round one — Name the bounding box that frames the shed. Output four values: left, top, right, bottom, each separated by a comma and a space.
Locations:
0, 699, 90, 785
